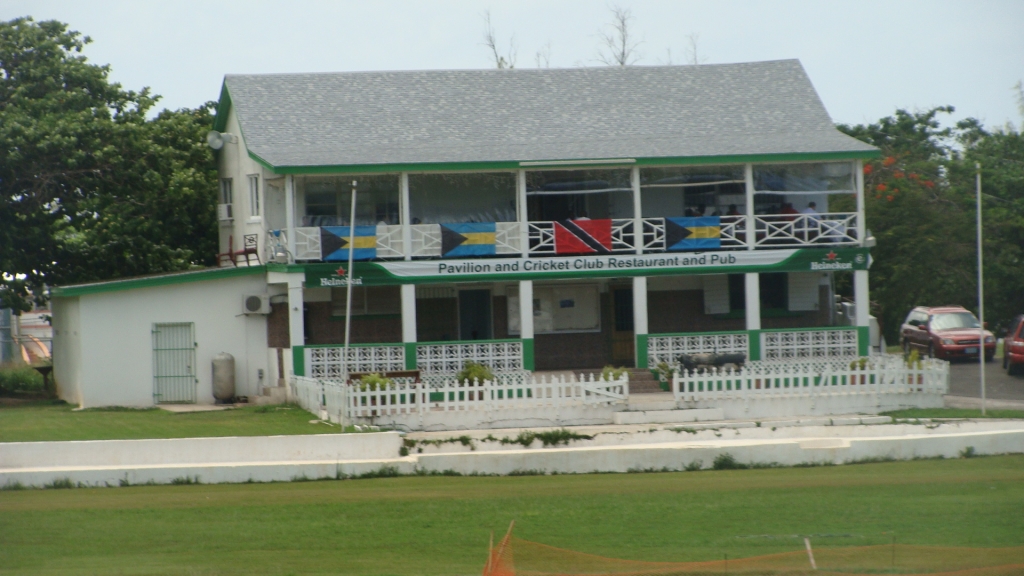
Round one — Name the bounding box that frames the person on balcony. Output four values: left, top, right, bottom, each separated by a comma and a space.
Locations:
726, 204, 740, 216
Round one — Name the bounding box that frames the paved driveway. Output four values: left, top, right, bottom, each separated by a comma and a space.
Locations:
947, 359, 1024, 401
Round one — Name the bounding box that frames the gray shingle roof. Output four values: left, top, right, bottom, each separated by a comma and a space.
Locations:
223, 59, 876, 169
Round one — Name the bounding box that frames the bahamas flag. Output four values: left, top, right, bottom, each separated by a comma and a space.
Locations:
441, 222, 496, 257
665, 217, 721, 251
321, 226, 377, 261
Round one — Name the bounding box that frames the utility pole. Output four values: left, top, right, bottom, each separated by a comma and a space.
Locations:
976, 163, 985, 415
343, 180, 358, 381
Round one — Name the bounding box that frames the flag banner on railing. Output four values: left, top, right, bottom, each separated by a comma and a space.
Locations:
554, 219, 612, 254
321, 226, 377, 261
666, 216, 721, 250
441, 223, 497, 257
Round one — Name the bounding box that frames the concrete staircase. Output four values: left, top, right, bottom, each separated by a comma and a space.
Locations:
627, 368, 665, 393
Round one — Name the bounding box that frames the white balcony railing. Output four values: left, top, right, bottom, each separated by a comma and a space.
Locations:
752, 213, 859, 247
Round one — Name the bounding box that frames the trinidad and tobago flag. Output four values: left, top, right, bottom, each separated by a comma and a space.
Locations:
554, 219, 613, 254
665, 216, 721, 251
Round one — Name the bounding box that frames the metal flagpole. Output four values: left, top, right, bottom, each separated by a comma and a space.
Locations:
976, 163, 985, 416
344, 180, 358, 381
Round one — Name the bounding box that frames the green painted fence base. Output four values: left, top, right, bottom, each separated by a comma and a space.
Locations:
404, 342, 418, 370
522, 338, 534, 371
635, 334, 649, 369
292, 345, 305, 377
747, 330, 761, 361
857, 326, 870, 356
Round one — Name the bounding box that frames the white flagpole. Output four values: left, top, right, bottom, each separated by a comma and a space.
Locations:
344, 180, 358, 381
976, 163, 985, 416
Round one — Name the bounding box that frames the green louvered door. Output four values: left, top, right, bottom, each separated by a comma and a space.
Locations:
152, 322, 197, 404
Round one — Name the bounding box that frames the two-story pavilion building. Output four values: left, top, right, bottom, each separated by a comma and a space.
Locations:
210, 59, 878, 380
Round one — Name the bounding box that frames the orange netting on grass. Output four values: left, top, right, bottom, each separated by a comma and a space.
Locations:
482, 527, 1024, 576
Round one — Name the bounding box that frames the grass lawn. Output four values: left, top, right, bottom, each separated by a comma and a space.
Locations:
882, 407, 1024, 419
0, 402, 343, 443
1, 456, 1023, 575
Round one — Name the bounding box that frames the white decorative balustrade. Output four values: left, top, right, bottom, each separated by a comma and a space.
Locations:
267, 228, 323, 261
416, 340, 523, 374
752, 213, 858, 247
647, 332, 749, 367
306, 345, 407, 379
761, 328, 859, 360
671, 355, 948, 402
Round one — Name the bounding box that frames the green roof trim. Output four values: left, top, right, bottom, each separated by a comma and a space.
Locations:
50, 265, 266, 298
252, 150, 879, 175
212, 83, 232, 132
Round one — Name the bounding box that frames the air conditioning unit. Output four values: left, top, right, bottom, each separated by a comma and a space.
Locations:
217, 203, 234, 222
242, 294, 271, 315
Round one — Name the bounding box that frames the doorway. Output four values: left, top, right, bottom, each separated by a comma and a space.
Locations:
152, 322, 197, 404
459, 289, 492, 340
611, 287, 634, 365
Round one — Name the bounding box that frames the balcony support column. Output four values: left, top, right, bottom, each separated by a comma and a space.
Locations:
518, 280, 534, 370
855, 159, 866, 243
745, 272, 761, 360
854, 269, 870, 355
744, 164, 755, 250
633, 276, 649, 368
401, 283, 418, 369
517, 169, 528, 256
285, 175, 296, 261
400, 172, 411, 261
631, 166, 643, 254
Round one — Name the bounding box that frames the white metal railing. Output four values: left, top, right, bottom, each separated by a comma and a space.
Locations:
268, 227, 323, 261
374, 224, 405, 259
761, 329, 859, 360
671, 355, 948, 402
309, 372, 629, 424
753, 213, 858, 247
416, 341, 523, 374
647, 332, 749, 367
306, 345, 407, 379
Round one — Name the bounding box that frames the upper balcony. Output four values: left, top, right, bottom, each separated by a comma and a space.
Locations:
263, 162, 865, 263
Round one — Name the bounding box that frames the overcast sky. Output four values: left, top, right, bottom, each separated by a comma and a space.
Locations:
4, 0, 1023, 128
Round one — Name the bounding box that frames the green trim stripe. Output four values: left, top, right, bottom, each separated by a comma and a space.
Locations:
522, 338, 534, 371
292, 345, 305, 377
254, 150, 879, 175
404, 342, 418, 370
635, 334, 649, 369
857, 326, 870, 356
51, 266, 266, 298
212, 83, 232, 132
747, 329, 761, 361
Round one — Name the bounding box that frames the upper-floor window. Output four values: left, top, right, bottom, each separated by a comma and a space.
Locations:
248, 175, 260, 217
640, 165, 745, 218
219, 178, 233, 205
526, 168, 633, 221
753, 162, 854, 215
409, 172, 516, 224
298, 174, 400, 227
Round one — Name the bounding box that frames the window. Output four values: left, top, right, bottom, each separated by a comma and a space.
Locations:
526, 169, 633, 221
248, 175, 260, 217
640, 165, 745, 217
759, 273, 787, 310
220, 178, 233, 204
409, 172, 516, 224
508, 284, 600, 334
298, 175, 400, 227
930, 313, 980, 331
752, 162, 854, 216
330, 286, 401, 316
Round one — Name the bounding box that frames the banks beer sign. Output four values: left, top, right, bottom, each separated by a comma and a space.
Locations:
304, 247, 870, 287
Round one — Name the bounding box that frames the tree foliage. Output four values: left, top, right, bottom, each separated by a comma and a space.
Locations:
0, 17, 216, 311
838, 108, 1024, 340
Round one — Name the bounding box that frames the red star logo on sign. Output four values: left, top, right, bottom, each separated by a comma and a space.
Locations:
335, 266, 346, 277
825, 251, 838, 261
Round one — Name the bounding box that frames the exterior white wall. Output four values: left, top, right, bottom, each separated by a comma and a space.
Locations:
51, 297, 82, 405
217, 107, 273, 261
64, 273, 270, 407
702, 275, 730, 314
787, 272, 820, 311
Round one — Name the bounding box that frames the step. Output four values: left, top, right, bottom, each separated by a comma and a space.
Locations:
613, 408, 725, 425
627, 393, 678, 412
629, 381, 666, 393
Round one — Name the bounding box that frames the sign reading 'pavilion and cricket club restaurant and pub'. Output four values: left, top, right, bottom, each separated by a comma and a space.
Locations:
305, 248, 870, 287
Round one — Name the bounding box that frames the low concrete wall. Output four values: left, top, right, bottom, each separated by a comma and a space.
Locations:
366, 405, 621, 432
683, 391, 945, 420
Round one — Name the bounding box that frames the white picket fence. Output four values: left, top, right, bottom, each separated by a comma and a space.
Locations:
671, 355, 948, 401
291, 372, 629, 428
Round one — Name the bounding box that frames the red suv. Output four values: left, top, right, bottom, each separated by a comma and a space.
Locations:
1004, 314, 1024, 375
900, 306, 995, 361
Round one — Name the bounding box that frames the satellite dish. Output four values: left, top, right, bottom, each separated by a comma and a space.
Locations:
207, 130, 225, 150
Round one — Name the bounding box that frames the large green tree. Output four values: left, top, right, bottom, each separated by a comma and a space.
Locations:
838, 108, 1024, 340
0, 17, 216, 312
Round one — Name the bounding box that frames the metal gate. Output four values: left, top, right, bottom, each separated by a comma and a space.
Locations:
152, 322, 197, 403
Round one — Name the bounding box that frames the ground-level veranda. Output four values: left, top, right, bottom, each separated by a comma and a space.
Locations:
269, 260, 873, 379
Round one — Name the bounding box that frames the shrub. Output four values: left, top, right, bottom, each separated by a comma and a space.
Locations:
655, 362, 674, 382
712, 453, 749, 470
601, 365, 627, 381
456, 361, 494, 383
849, 357, 869, 370
357, 373, 393, 391
0, 362, 44, 394
905, 349, 922, 368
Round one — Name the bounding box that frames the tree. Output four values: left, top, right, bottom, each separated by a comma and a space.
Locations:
482, 10, 516, 69
0, 17, 217, 312
597, 5, 642, 66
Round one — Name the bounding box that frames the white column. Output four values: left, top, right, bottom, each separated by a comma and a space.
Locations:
854, 270, 870, 327
632, 276, 648, 335
401, 284, 417, 343
855, 159, 866, 244
400, 172, 412, 260
285, 175, 297, 261
517, 169, 528, 256
287, 274, 304, 349
518, 280, 534, 340
631, 166, 643, 254
744, 273, 761, 331
744, 164, 756, 250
